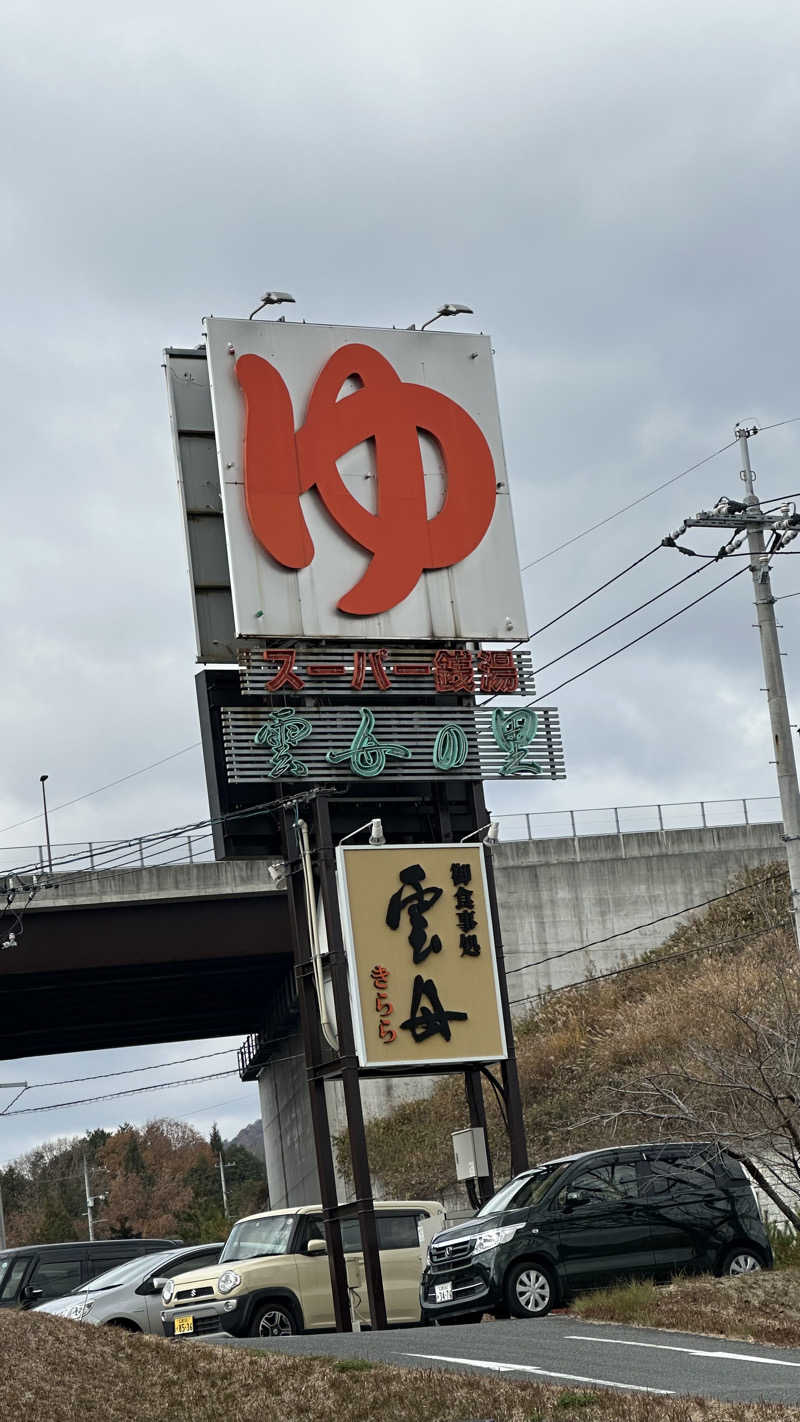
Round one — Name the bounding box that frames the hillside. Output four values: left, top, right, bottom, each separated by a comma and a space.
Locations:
354, 863, 796, 1204
229, 1119, 266, 1162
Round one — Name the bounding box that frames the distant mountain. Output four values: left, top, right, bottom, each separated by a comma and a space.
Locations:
228, 1120, 265, 1162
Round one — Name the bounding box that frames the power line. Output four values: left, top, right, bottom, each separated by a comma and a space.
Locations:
508, 917, 791, 1010
2, 1069, 243, 1116
3, 787, 321, 885
531, 559, 711, 681
0, 743, 202, 838
482, 555, 714, 712
521, 440, 737, 571
509, 545, 662, 652
757, 417, 800, 433
30, 1047, 239, 1089
505, 865, 789, 976
529, 564, 748, 706
479, 544, 664, 709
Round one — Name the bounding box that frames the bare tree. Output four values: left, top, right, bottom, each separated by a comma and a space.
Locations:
575, 941, 800, 1229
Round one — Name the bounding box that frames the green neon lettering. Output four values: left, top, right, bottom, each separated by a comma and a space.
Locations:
253, 708, 312, 777
432, 723, 469, 771
492, 707, 542, 777
326, 707, 413, 778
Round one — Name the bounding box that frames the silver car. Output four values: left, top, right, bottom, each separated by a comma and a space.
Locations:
35, 1243, 223, 1332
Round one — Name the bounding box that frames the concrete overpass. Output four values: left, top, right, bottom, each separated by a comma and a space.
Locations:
0, 859, 291, 1057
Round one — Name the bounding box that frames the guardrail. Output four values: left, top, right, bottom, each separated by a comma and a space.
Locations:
491, 796, 782, 842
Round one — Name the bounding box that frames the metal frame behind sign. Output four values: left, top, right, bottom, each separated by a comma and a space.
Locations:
336, 843, 508, 1071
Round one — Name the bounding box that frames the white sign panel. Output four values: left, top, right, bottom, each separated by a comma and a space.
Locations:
205, 318, 528, 642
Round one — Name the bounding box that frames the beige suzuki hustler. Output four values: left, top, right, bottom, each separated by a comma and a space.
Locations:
160, 1200, 444, 1339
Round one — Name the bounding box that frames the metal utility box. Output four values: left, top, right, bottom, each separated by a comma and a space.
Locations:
452, 1127, 490, 1182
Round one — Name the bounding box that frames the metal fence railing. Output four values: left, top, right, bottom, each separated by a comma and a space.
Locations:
0, 796, 783, 873
492, 796, 782, 842
0, 833, 217, 879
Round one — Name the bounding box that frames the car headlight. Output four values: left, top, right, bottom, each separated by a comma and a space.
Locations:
217, 1270, 241, 1295
161, 1279, 175, 1305
472, 1224, 524, 1256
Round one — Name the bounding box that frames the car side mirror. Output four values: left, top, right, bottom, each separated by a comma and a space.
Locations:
151, 1277, 168, 1292
565, 1189, 590, 1211
306, 1239, 327, 1256
20, 1285, 43, 1304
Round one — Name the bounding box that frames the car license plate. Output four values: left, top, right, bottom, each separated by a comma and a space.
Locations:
434, 1283, 453, 1303
173, 1315, 194, 1336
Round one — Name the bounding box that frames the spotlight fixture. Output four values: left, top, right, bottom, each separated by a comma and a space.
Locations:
248, 291, 296, 320
339, 819, 387, 846
459, 820, 499, 845
419, 302, 474, 331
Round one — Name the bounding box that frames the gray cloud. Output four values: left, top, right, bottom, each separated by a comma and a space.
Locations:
1, 0, 799, 1161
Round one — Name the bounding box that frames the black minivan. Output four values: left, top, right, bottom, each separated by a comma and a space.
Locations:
421, 1142, 772, 1323
0, 1239, 182, 1310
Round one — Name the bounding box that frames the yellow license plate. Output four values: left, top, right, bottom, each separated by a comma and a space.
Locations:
174, 1315, 194, 1336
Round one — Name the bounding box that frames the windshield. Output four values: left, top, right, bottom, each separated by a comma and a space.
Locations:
476, 1162, 572, 1217
221, 1214, 295, 1263
0, 1256, 29, 1300
78, 1251, 178, 1294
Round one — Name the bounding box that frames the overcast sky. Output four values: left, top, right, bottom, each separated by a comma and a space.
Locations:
2, 0, 800, 1165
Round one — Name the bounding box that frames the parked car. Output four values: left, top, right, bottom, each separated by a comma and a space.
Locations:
160, 1200, 444, 1339
34, 1243, 224, 1331
0, 1238, 183, 1311
421, 1142, 773, 1324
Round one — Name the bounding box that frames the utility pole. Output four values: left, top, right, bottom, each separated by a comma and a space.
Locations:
737, 430, 800, 943
0, 1082, 28, 1250
83, 1155, 95, 1242
665, 425, 800, 946
218, 1152, 229, 1219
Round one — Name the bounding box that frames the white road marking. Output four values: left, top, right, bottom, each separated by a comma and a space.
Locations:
403, 1351, 674, 1394
567, 1335, 800, 1368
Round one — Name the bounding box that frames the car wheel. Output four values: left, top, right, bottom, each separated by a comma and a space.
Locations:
720, 1248, 763, 1277
251, 1301, 299, 1338
505, 1261, 556, 1319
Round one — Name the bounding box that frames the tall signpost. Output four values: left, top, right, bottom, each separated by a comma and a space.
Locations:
165, 314, 566, 1331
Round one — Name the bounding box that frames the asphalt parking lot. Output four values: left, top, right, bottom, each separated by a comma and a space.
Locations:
204, 1315, 800, 1405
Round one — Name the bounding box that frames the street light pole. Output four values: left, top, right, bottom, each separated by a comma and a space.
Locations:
39, 775, 53, 875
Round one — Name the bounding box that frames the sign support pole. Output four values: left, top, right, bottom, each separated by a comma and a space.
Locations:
471, 785, 529, 1175
283, 810, 353, 1332
464, 1067, 495, 1203
313, 794, 388, 1332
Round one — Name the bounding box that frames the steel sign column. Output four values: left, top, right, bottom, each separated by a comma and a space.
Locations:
313, 794, 388, 1332
283, 810, 353, 1332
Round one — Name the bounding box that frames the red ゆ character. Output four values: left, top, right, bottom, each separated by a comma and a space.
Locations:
236, 345, 497, 617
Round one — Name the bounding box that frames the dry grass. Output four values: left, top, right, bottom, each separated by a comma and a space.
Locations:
570, 1268, 800, 1348
2, 1310, 800, 1422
